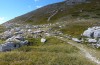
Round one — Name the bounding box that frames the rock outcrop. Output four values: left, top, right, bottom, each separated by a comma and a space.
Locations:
0, 35, 28, 52
83, 27, 100, 38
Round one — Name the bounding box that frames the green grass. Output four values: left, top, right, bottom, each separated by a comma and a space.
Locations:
0, 40, 5, 44
60, 23, 89, 37
0, 37, 96, 65
0, 1, 100, 65
60, 19, 100, 37
5, 0, 100, 25
0, 25, 6, 33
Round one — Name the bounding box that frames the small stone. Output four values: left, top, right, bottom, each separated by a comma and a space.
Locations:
41, 38, 46, 43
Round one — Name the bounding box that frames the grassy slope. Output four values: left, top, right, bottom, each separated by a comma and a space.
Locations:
0, 25, 6, 33
3, 0, 100, 37
3, 0, 100, 25
58, 0, 100, 37
0, 25, 6, 44
0, 0, 100, 65
0, 37, 96, 65
60, 19, 100, 37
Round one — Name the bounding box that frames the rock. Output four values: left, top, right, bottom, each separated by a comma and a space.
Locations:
94, 30, 100, 38
0, 38, 28, 52
0, 42, 17, 52
96, 39, 100, 48
96, 44, 100, 48
6, 38, 21, 43
87, 38, 97, 43
14, 32, 23, 35
66, 35, 72, 40
20, 40, 28, 46
14, 27, 21, 32
14, 35, 24, 41
28, 29, 32, 32
33, 30, 44, 34
6, 41, 20, 48
0, 44, 11, 52
83, 28, 94, 38
83, 26, 100, 38
45, 33, 50, 36
72, 38, 82, 43
41, 38, 46, 43
59, 26, 62, 28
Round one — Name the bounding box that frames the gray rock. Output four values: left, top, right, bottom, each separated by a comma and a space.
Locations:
0, 42, 15, 52
0, 44, 11, 52
20, 40, 28, 46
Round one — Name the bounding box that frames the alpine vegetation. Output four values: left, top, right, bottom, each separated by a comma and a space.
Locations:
0, 0, 100, 65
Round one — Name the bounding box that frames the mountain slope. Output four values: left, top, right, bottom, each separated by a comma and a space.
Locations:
0, 0, 100, 65
3, 0, 100, 26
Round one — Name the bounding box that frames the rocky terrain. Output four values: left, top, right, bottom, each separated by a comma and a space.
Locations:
0, 0, 100, 65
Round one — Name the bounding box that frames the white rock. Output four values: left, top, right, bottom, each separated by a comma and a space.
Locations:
88, 38, 97, 43
83, 26, 100, 38
6, 38, 20, 43
59, 26, 62, 28
96, 44, 100, 48
33, 30, 43, 34
72, 38, 82, 43
28, 29, 32, 32
41, 38, 46, 43
83, 28, 94, 37
94, 30, 100, 38
45, 33, 50, 36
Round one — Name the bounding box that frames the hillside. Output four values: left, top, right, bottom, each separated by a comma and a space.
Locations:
0, 25, 6, 33
0, 0, 100, 65
3, 0, 100, 26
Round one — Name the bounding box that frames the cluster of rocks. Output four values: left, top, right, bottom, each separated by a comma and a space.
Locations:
72, 26, 100, 48
0, 35, 28, 52
0, 24, 55, 52
83, 27, 100, 38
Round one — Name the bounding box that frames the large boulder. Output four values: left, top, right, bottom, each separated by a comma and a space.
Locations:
0, 38, 28, 52
83, 27, 100, 38
0, 44, 11, 52
0, 42, 20, 52
83, 28, 94, 37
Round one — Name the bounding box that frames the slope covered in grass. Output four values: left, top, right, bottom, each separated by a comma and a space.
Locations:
60, 19, 100, 37
3, 0, 100, 25
0, 37, 96, 65
0, 25, 6, 33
